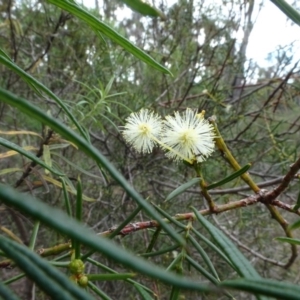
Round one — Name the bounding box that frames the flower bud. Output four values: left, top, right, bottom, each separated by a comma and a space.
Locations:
69, 259, 85, 275
78, 275, 88, 287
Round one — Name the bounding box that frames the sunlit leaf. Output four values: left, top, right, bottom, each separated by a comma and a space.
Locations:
43, 145, 52, 175
270, 0, 300, 27
0, 130, 42, 138
0, 137, 63, 176
0, 147, 37, 159
121, 0, 164, 18
0, 168, 23, 175
275, 237, 300, 245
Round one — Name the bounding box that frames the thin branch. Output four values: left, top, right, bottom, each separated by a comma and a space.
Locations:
263, 156, 300, 202
150, 176, 296, 195
234, 63, 298, 141
24, 12, 72, 72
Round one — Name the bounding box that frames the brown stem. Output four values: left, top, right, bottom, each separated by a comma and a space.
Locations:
263, 156, 300, 203
211, 119, 260, 193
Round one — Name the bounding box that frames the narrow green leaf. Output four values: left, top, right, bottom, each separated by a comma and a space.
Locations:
0, 184, 214, 293
275, 237, 300, 245
0, 48, 12, 61
28, 221, 40, 250
191, 207, 261, 279
0, 53, 87, 139
4, 273, 25, 285
0, 88, 185, 246
47, 0, 171, 74
87, 273, 135, 281
192, 213, 267, 300
87, 282, 112, 300
166, 252, 183, 272
170, 286, 181, 300
152, 202, 186, 229
188, 235, 219, 280
0, 137, 64, 176
191, 228, 234, 268
104, 76, 115, 96
51, 152, 103, 180
206, 164, 251, 190
0, 168, 23, 175
60, 177, 72, 216
221, 278, 300, 300
165, 178, 200, 202
86, 257, 155, 296
185, 255, 219, 284
134, 284, 154, 300
108, 205, 142, 239
140, 244, 180, 258
75, 178, 83, 223
121, 0, 164, 18
145, 227, 162, 253
289, 218, 300, 231
270, 0, 300, 27
0, 280, 21, 300
293, 182, 300, 211
0, 236, 94, 300
74, 178, 83, 259
186, 255, 236, 299
43, 145, 52, 174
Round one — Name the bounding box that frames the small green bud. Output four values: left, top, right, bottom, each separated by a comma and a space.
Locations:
78, 275, 88, 287
69, 259, 85, 275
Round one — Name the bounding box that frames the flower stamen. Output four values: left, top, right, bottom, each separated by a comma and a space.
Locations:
121, 109, 162, 154
161, 108, 215, 163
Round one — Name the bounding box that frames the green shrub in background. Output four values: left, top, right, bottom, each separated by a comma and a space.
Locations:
1, 0, 300, 299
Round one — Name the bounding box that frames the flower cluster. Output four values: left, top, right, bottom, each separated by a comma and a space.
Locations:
121, 108, 216, 164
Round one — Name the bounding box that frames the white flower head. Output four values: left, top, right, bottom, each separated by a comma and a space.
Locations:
122, 109, 162, 153
161, 108, 215, 163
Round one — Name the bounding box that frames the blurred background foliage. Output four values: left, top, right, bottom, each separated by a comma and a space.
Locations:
1, 0, 300, 299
